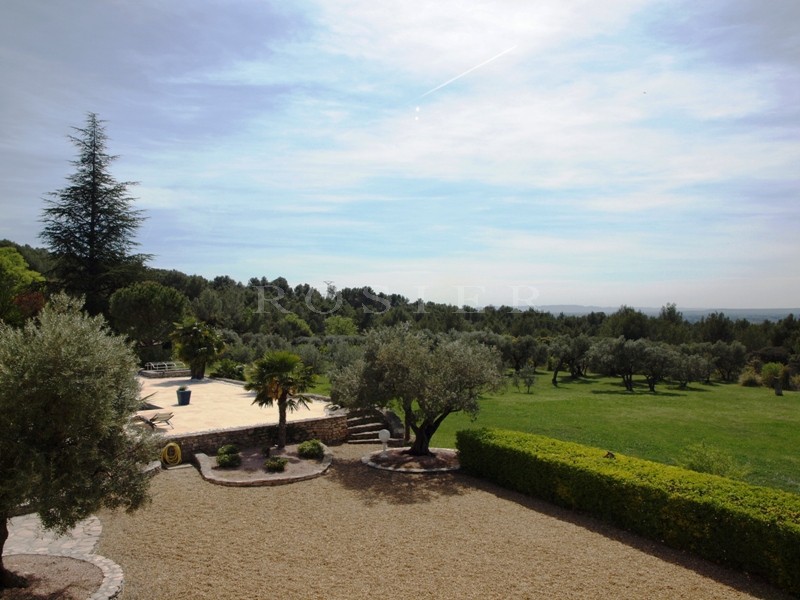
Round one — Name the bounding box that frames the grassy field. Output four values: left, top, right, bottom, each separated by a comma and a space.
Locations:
434, 373, 800, 494
311, 371, 800, 494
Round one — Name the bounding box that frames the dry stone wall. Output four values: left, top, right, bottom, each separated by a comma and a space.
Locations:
165, 415, 348, 460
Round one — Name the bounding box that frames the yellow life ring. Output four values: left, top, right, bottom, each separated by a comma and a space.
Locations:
161, 442, 182, 466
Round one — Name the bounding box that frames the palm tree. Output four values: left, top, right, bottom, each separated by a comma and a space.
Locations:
245, 351, 314, 449
170, 318, 224, 379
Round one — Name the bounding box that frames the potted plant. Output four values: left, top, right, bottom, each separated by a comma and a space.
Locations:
176, 385, 191, 406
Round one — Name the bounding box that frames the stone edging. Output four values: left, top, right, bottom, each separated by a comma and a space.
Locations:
9, 549, 124, 600
194, 446, 333, 487
361, 448, 461, 473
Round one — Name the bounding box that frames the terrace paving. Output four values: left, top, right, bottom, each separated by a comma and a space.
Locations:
136, 376, 331, 435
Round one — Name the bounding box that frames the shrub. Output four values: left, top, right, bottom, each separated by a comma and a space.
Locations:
737, 366, 761, 387
264, 457, 288, 472
760, 362, 783, 388
210, 358, 245, 381
677, 443, 751, 480
217, 444, 239, 456
790, 374, 800, 392
216, 452, 241, 468
297, 439, 324, 460
456, 428, 800, 596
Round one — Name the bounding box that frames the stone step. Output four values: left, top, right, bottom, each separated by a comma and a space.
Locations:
347, 437, 405, 446
346, 408, 382, 417
348, 430, 387, 441
347, 422, 387, 435
346, 415, 383, 427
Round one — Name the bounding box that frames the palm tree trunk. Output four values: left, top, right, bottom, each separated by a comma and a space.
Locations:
277, 396, 288, 448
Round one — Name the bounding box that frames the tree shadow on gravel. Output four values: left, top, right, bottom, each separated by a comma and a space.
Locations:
456, 471, 793, 600
326, 455, 471, 507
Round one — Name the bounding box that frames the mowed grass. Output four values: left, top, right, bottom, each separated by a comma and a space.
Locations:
434, 373, 800, 495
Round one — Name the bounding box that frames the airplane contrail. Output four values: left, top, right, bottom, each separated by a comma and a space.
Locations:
418, 44, 517, 99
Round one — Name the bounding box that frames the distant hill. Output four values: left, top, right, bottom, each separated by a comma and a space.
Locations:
536, 305, 799, 323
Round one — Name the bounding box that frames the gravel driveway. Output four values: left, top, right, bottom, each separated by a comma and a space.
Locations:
97, 444, 790, 600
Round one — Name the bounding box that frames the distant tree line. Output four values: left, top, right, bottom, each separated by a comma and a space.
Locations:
4, 234, 798, 391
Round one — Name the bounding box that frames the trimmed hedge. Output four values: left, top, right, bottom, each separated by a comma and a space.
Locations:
456, 428, 800, 596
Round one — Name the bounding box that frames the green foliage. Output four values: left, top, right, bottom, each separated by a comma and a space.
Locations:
738, 366, 762, 387
109, 281, 190, 362
210, 358, 246, 381
600, 305, 650, 340
245, 351, 314, 448
279, 313, 313, 339
587, 336, 639, 391
264, 457, 288, 472
677, 443, 751, 479
215, 452, 242, 468
171, 318, 225, 379
0, 293, 157, 568
324, 315, 358, 336
40, 113, 148, 314
217, 444, 240, 456
331, 324, 503, 455
297, 439, 324, 460
760, 362, 783, 388
712, 340, 748, 382
0, 247, 45, 325
515, 364, 536, 394
456, 428, 800, 596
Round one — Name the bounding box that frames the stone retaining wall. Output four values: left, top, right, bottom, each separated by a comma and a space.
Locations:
164, 415, 348, 461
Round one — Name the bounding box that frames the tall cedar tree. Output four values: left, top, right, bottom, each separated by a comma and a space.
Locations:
40, 113, 148, 314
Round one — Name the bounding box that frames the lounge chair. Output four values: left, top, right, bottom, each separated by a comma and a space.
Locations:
134, 412, 174, 429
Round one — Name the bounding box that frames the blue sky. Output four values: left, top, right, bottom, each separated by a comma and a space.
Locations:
1, 0, 798, 309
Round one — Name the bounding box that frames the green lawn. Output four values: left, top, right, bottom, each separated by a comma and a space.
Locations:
434, 373, 800, 494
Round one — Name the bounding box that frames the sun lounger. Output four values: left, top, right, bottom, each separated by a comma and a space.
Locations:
134, 412, 174, 429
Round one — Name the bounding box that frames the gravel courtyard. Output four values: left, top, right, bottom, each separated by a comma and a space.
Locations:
97, 444, 790, 600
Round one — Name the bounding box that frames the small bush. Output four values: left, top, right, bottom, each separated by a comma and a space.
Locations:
738, 366, 761, 387
790, 374, 800, 391
677, 443, 751, 480
217, 444, 239, 456
210, 358, 246, 381
297, 439, 324, 460
216, 452, 241, 468
760, 362, 783, 388
264, 457, 288, 472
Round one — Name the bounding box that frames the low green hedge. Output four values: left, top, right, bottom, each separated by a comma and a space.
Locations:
456, 428, 800, 596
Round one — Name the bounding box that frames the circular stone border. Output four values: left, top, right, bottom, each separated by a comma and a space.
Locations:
361, 448, 460, 473
6, 550, 124, 600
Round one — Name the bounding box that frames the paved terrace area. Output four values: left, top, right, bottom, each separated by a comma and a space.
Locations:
136, 376, 331, 434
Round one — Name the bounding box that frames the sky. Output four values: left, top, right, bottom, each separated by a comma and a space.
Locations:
1, 0, 798, 309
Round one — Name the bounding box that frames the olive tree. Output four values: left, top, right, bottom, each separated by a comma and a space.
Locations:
0, 294, 157, 589
587, 336, 640, 391
331, 325, 502, 456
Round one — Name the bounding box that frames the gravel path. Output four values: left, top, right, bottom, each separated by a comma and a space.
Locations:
97, 444, 790, 600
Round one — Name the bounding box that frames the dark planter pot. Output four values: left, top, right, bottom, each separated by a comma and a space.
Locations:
177, 389, 191, 406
